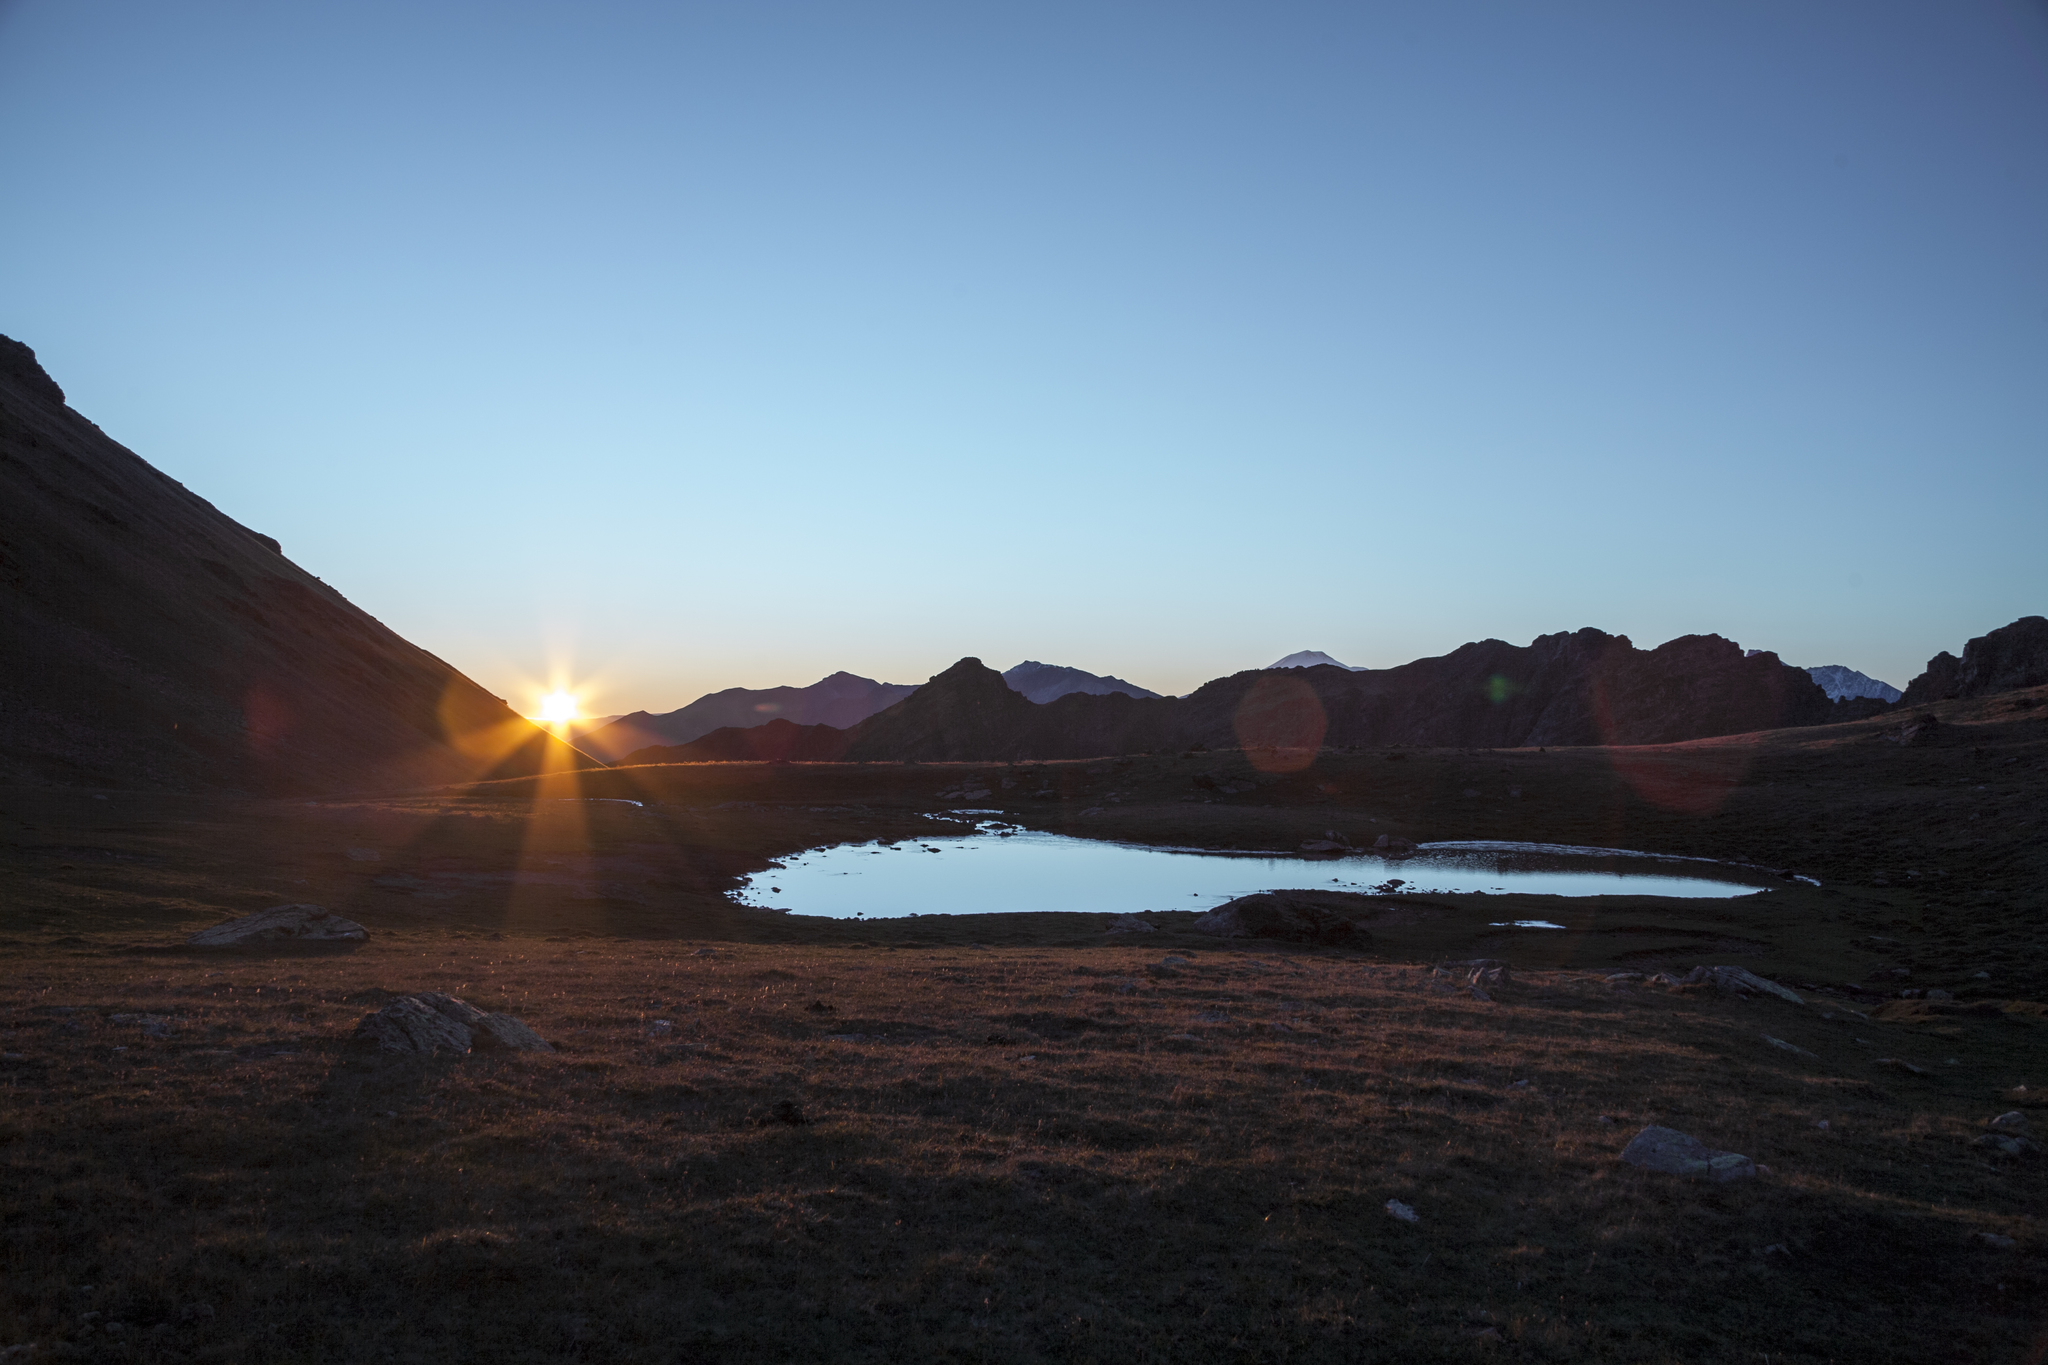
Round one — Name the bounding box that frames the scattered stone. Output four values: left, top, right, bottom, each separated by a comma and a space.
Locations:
1875, 1057, 1926, 1076
1113, 979, 1138, 995
1816, 1120, 1830, 1131
691, 947, 718, 957
1372, 834, 1418, 856
1926, 989, 1954, 1002
1605, 971, 1644, 983
1299, 839, 1347, 853
1078, 807, 1107, 817
1974, 1133, 2037, 1157
1105, 914, 1155, 933
1763, 1035, 1816, 1059
763, 1100, 808, 1126
188, 903, 367, 948
1877, 713, 1940, 745
1194, 1010, 1230, 1024
1597, 1115, 1617, 1125
1976, 1233, 2017, 1249
1385, 1199, 1419, 1223
1468, 985, 1492, 1003
1188, 894, 1363, 946
351, 993, 553, 1057
1682, 965, 1803, 1004
108, 1013, 175, 1038
1619, 1125, 1757, 1182
648, 1020, 675, 1036
1990, 1112, 2028, 1130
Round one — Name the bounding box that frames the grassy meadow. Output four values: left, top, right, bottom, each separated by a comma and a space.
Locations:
1, 686, 2043, 1361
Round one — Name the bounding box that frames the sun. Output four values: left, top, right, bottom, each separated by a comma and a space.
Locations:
537, 691, 579, 724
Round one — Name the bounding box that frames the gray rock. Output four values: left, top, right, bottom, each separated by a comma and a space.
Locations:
1619, 1125, 1757, 1182
1684, 965, 1803, 1004
1763, 1035, 1816, 1059
1104, 914, 1156, 933
1974, 1133, 2037, 1157
1299, 839, 1347, 853
472, 1012, 554, 1052
353, 996, 474, 1055
351, 993, 554, 1057
1372, 834, 1418, 856
188, 903, 367, 948
1990, 1111, 2028, 1130
1925, 989, 1954, 1002
1188, 893, 1363, 946
1977, 1233, 2017, 1249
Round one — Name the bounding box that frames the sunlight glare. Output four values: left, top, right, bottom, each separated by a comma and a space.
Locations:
538, 691, 579, 724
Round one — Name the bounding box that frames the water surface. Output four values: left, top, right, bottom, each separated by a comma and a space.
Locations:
731, 824, 1778, 920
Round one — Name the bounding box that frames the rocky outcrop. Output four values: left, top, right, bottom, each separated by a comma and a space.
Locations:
187, 903, 367, 948
1187, 893, 1365, 946
1901, 617, 2048, 705
352, 992, 554, 1056
1620, 1125, 1756, 1181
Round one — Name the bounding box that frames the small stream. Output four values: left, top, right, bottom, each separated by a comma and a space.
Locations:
730, 821, 1785, 920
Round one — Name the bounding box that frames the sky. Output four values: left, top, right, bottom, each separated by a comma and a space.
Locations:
2, 1, 2044, 716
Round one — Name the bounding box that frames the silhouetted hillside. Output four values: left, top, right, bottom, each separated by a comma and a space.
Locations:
620, 631, 1839, 766
1900, 616, 2048, 706
0, 335, 601, 792
581, 671, 917, 759
1001, 661, 1159, 703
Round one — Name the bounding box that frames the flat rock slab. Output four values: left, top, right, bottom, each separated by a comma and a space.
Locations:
1620, 1125, 1757, 1182
1688, 965, 1803, 1004
353, 993, 554, 1057
1189, 893, 1365, 946
188, 904, 367, 948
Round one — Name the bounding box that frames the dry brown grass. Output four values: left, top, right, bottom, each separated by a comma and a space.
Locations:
2, 937, 2040, 1363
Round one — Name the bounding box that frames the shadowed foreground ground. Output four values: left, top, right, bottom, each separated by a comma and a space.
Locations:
2, 941, 2041, 1363
0, 687, 2043, 1360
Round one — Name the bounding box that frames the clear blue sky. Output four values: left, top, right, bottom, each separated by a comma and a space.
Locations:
3, 1, 2043, 714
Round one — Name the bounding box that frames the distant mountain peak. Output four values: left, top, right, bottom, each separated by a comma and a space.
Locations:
1802, 665, 1901, 704
1002, 661, 1160, 704
1268, 650, 1360, 671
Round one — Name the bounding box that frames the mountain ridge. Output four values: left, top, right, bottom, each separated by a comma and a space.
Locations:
0, 334, 600, 792
621, 629, 1862, 766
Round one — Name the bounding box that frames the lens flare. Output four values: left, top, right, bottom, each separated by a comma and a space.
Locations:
538, 691, 579, 724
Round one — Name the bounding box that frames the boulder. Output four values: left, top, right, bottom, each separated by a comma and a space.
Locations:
1683, 965, 1803, 1004
1104, 913, 1156, 933
1620, 1125, 1757, 1181
1372, 834, 1418, 856
352, 992, 553, 1057
1188, 894, 1365, 946
188, 903, 367, 948
353, 996, 475, 1056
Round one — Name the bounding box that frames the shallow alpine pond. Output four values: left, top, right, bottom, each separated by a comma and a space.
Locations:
730, 825, 1788, 919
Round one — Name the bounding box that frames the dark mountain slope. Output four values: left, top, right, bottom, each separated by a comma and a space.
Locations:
0, 335, 599, 792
